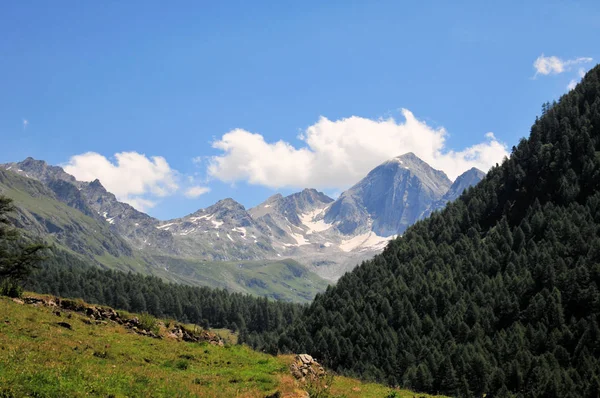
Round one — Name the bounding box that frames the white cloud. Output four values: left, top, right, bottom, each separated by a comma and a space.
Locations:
567, 68, 588, 91
126, 197, 158, 212
533, 54, 593, 76
184, 186, 211, 198
208, 109, 509, 189
23, 119, 29, 129
63, 152, 179, 211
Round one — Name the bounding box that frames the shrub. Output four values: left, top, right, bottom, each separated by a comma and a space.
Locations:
175, 359, 189, 370
305, 373, 337, 398
138, 312, 159, 334
0, 279, 23, 298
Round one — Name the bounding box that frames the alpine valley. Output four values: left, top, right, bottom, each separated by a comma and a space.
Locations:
0, 153, 483, 301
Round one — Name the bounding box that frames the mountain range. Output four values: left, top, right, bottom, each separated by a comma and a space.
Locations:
0, 152, 483, 297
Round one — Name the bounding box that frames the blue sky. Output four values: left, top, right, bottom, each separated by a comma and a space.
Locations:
1, 1, 598, 219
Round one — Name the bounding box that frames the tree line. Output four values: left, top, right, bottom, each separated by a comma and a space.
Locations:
24, 251, 304, 339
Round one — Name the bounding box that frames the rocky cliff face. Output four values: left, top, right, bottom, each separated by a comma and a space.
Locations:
249, 189, 334, 249
79, 179, 178, 255
441, 167, 486, 202
423, 167, 487, 218
250, 189, 334, 227
324, 152, 452, 236
154, 198, 276, 261
3, 158, 99, 220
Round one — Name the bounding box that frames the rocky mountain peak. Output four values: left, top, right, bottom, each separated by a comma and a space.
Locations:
83, 179, 118, 205
89, 179, 105, 188
210, 198, 246, 212
383, 152, 426, 168
21, 156, 46, 167
266, 193, 284, 202
442, 167, 485, 201
287, 189, 333, 212
249, 188, 333, 228
297, 188, 334, 203
2, 157, 77, 185
456, 167, 485, 182
383, 153, 451, 194
325, 153, 452, 236
422, 167, 486, 218
395, 151, 419, 162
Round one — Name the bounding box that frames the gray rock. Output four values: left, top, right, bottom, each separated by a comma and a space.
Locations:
324, 152, 452, 236
423, 167, 485, 218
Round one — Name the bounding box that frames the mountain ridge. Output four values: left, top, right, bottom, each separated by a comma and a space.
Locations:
1, 153, 484, 281
0, 167, 329, 302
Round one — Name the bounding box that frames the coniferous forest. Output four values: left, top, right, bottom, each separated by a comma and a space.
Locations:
25, 253, 303, 345
246, 65, 600, 397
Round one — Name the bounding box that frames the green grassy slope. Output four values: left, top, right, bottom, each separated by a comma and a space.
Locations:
0, 294, 444, 398
0, 168, 141, 272
156, 257, 329, 303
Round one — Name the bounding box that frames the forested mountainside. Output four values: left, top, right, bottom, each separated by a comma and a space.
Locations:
25, 253, 304, 340
254, 65, 600, 397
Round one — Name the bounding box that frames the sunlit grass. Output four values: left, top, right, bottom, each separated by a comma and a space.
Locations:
211, 327, 239, 345
0, 295, 444, 397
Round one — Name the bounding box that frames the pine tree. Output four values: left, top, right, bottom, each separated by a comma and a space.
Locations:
0, 196, 46, 297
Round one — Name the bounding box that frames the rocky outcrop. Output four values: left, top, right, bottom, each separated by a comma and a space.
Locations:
250, 189, 334, 227
290, 354, 326, 383
18, 295, 223, 345
165, 324, 224, 345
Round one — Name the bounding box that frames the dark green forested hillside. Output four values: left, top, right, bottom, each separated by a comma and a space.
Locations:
25, 252, 304, 340
252, 65, 600, 397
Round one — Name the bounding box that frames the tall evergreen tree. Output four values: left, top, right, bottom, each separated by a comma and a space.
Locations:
0, 195, 46, 297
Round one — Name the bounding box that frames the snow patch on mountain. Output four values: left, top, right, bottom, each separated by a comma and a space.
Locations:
300, 208, 332, 234
157, 223, 176, 230
290, 232, 310, 246
339, 231, 393, 252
